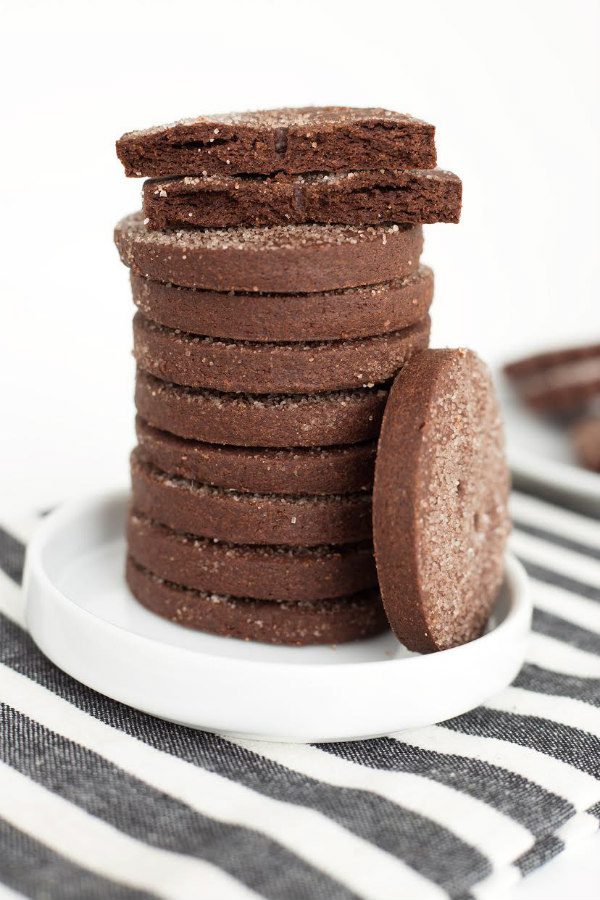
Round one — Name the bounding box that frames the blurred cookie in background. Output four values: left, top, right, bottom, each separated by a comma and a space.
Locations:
571, 415, 600, 472
504, 342, 600, 414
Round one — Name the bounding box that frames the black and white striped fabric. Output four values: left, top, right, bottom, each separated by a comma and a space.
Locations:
0, 489, 598, 899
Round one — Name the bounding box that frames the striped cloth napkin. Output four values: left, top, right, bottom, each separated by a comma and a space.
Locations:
0, 489, 598, 900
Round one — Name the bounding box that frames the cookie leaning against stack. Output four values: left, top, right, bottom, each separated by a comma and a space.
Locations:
115, 106, 463, 645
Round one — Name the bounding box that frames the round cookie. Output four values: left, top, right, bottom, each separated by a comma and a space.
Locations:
131, 452, 372, 546
126, 557, 388, 646
373, 349, 510, 653
133, 312, 430, 394
127, 511, 377, 601
504, 343, 600, 413
136, 417, 376, 494
135, 370, 388, 448
130, 267, 434, 343
116, 106, 436, 178
571, 416, 600, 472
114, 212, 423, 293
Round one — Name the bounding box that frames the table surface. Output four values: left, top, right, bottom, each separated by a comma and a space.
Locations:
511, 833, 600, 900
2, 404, 599, 900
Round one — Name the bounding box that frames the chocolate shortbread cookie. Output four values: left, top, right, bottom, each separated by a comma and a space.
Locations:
117, 107, 436, 178
143, 169, 461, 229
131, 453, 372, 546
130, 267, 434, 342
126, 557, 387, 645
373, 349, 510, 653
127, 511, 376, 601
133, 312, 430, 393
114, 212, 423, 293
504, 343, 600, 413
136, 417, 376, 494
135, 371, 388, 447
571, 416, 600, 471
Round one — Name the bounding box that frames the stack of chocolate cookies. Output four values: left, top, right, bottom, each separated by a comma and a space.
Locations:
114, 107, 463, 646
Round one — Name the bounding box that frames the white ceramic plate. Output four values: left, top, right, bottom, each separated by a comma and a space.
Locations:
499, 378, 600, 514
23, 490, 531, 743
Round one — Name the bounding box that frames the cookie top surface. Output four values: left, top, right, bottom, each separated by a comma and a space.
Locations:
155, 168, 457, 189
159, 167, 456, 189
125, 106, 429, 135
115, 210, 413, 253
373, 349, 510, 653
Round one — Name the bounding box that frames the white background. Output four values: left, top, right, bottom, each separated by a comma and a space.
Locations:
1, 2, 599, 895
1, 0, 599, 512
